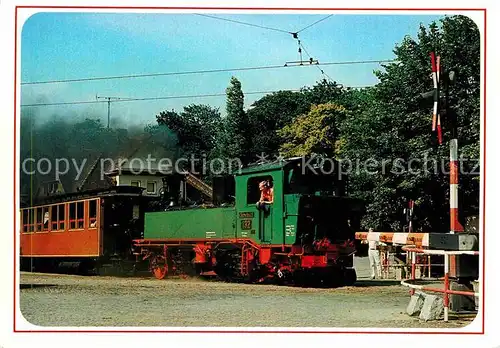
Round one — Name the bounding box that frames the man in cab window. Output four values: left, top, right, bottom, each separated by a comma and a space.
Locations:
256, 180, 273, 213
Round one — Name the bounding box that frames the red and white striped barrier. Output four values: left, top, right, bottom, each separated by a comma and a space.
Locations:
355, 231, 430, 248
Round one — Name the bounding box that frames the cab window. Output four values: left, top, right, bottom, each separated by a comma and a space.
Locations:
246, 176, 273, 204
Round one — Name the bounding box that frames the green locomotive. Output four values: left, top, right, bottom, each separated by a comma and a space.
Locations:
133, 157, 363, 286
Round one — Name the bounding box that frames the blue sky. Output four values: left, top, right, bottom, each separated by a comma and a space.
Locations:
21, 12, 444, 128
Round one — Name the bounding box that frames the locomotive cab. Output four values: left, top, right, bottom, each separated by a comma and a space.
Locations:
235, 157, 361, 246
284, 160, 362, 246
231, 157, 361, 284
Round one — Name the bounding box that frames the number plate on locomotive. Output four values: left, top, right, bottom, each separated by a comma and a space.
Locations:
241, 219, 252, 230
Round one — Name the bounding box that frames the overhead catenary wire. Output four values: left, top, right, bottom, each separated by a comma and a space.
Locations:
21, 86, 374, 108
194, 13, 292, 34
317, 66, 336, 84
195, 13, 332, 39
298, 41, 336, 84
21, 59, 395, 85
296, 14, 333, 34
22, 90, 301, 107
22, 15, 381, 105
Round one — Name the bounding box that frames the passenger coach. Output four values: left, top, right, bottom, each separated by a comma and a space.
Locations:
20, 186, 150, 274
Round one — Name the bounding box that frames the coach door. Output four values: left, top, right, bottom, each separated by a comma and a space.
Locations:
259, 205, 273, 243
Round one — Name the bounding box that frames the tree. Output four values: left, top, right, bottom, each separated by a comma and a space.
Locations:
339, 15, 480, 231
246, 90, 310, 158
278, 103, 348, 158
218, 77, 251, 164
301, 79, 344, 105
245, 80, 365, 160
156, 104, 222, 161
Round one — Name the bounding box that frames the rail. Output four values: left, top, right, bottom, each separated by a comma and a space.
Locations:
400, 246, 479, 322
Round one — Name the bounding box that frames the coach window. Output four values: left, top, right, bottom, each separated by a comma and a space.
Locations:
247, 176, 273, 204
35, 208, 43, 232
89, 200, 97, 228
29, 209, 35, 232
22, 209, 29, 233
58, 204, 65, 230
42, 207, 49, 231
131, 180, 141, 187
69, 203, 76, 229
77, 201, 84, 229
51, 204, 65, 231
51, 205, 58, 231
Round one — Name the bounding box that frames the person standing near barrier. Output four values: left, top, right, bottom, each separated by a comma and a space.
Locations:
367, 228, 385, 279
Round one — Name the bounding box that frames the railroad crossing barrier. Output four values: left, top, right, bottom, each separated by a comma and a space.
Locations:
379, 249, 440, 280
355, 231, 478, 250
400, 246, 479, 322
355, 231, 479, 280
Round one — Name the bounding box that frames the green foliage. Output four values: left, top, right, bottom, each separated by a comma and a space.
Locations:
301, 79, 344, 106
340, 15, 480, 230
217, 77, 252, 164
156, 104, 222, 161
278, 103, 348, 158
246, 90, 310, 157
247, 80, 360, 159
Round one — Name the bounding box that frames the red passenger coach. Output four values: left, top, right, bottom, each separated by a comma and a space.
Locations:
21, 198, 101, 258
20, 186, 151, 274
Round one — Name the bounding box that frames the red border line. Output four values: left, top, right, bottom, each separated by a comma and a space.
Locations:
13, 6, 487, 335
14, 6, 488, 10
13, 4, 18, 333
481, 7, 486, 336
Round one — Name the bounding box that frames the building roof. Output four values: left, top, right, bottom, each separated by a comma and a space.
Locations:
104, 158, 175, 177
28, 133, 176, 200
33, 154, 114, 200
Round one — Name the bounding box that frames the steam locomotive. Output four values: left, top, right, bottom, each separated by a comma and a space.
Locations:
134, 157, 363, 286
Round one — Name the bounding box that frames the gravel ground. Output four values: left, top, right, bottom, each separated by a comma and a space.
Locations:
19, 257, 475, 328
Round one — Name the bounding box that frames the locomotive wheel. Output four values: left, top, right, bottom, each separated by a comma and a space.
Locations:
150, 255, 169, 280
